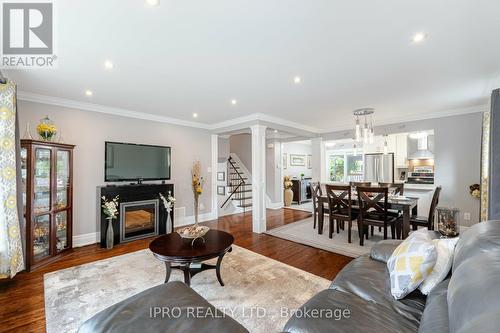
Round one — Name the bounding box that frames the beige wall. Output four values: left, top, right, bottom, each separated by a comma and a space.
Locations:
18, 100, 213, 237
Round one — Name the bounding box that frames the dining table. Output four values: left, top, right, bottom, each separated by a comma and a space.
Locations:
317, 194, 418, 239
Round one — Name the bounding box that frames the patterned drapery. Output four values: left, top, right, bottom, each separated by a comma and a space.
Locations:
0, 81, 24, 278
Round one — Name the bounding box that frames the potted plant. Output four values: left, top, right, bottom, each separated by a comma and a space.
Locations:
284, 176, 293, 206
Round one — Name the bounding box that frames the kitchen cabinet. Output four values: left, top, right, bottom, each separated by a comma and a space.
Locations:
395, 134, 408, 168
404, 186, 435, 219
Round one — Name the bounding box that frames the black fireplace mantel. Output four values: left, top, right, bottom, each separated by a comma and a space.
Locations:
98, 183, 174, 247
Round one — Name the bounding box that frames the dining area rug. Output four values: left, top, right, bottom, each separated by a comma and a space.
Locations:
266, 217, 387, 257
44, 245, 330, 333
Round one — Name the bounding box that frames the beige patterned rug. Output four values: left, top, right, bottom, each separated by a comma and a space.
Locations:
44, 245, 330, 333
266, 217, 384, 257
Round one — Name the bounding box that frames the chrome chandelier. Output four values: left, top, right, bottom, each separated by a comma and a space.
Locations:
353, 108, 375, 144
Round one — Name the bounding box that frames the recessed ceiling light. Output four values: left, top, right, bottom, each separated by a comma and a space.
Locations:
145, 0, 160, 7
274, 130, 278, 133
192, 113, 198, 118
293, 76, 301, 84
104, 60, 114, 70
412, 32, 426, 43
231, 99, 237, 105
85, 90, 93, 96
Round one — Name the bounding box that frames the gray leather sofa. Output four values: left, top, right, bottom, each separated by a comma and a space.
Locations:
78, 281, 248, 333
284, 221, 500, 333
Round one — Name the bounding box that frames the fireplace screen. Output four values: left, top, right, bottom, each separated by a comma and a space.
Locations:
120, 199, 159, 242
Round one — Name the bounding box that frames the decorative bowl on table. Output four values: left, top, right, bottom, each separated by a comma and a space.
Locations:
178, 225, 210, 244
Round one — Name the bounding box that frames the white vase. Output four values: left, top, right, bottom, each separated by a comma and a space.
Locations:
166, 209, 172, 233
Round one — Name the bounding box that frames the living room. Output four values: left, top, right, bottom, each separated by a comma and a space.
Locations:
1, 1, 500, 333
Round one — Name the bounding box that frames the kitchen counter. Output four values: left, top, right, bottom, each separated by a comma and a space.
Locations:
404, 183, 436, 191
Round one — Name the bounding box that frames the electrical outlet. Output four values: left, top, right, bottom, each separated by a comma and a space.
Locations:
464, 212, 471, 221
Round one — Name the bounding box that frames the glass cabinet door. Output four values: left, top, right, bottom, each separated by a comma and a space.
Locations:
34, 148, 51, 214
55, 210, 69, 252
21, 147, 27, 215
56, 150, 70, 210
33, 214, 51, 261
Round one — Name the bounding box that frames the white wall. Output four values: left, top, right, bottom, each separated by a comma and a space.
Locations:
18, 100, 214, 238
282, 141, 312, 178
218, 137, 229, 163
266, 139, 282, 203
322, 112, 483, 227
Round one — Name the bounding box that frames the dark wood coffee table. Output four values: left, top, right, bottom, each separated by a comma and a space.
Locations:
149, 229, 234, 286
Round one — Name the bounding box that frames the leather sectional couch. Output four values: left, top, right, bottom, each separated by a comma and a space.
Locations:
283, 220, 500, 332
79, 221, 500, 333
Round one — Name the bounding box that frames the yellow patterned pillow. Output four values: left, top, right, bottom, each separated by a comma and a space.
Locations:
387, 231, 437, 299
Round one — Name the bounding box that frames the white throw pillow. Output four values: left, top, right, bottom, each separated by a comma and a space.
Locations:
387, 231, 437, 299
419, 237, 459, 295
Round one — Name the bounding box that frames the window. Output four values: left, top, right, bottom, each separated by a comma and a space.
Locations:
346, 155, 363, 182
327, 153, 363, 182
328, 155, 344, 182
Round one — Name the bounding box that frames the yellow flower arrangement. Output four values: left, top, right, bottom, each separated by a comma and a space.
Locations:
191, 162, 204, 197
191, 161, 205, 226
36, 118, 57, 141
284, 175, 293, 189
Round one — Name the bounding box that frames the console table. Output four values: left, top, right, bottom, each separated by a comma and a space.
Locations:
292, 179, 312, 204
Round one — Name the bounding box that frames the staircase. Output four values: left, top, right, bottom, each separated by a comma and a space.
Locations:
220, 156, 252, 212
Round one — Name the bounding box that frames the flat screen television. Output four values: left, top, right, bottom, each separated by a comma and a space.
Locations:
105, 142, 171, 182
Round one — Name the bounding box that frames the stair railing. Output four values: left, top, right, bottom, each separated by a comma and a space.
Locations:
220, 156, 247, 211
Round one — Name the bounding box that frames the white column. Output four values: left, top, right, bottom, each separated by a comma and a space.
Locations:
311, 137, 326, 182
251, 124, 267, 233
211, 134, 219, 220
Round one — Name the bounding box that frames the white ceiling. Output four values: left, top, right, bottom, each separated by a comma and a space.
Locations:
7, 0, 500, 131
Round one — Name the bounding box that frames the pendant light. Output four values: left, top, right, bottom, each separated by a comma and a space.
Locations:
355, 116, 361, 141
383, 135, 388, 155
353, 108, 375, 143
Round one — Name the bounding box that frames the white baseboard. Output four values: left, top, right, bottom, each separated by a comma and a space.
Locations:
266, 202, 283, 210
73, 232, 100, 248
72, 212, 218, 247
174, 212, 218, 227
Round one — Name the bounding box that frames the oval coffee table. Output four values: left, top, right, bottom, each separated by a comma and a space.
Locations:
149, 229, 234, 286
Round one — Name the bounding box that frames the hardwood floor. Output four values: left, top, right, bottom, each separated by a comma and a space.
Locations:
0, 209, 352, 333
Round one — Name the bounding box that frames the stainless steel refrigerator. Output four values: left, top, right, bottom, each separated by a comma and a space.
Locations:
363, 153, 394, 183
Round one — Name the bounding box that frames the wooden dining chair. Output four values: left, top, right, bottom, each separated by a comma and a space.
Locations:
378, 182, 404, 195
403, 186, 441, 231
310, 182, 324, 230
325, 184, 358, 243
350, 181, 371, 188
357, 186, 397, 246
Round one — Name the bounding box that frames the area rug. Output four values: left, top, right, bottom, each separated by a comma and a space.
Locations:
44, 245, 330, 333
266, 217, 386, 258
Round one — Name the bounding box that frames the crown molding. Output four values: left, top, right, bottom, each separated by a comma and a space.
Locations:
17, 91, 488, 136
17, 91, 212, 130
317, 104, 488, 134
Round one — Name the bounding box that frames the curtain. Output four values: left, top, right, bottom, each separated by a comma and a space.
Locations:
480, 110, 490, 221
0, 81, 24, 278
